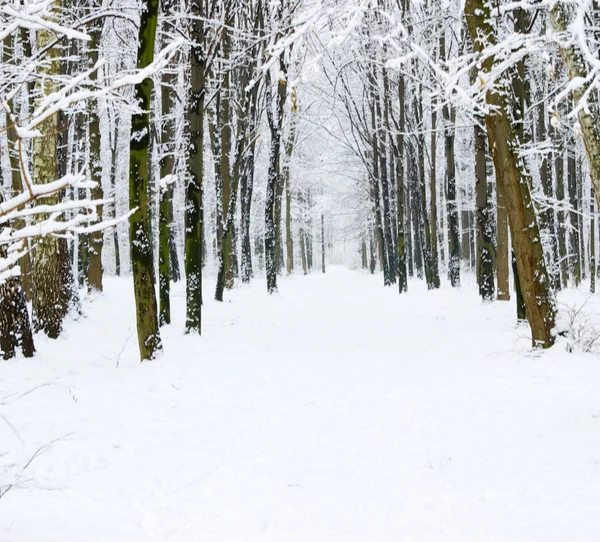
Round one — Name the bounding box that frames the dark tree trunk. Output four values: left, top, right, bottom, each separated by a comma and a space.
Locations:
474, 111, 495, 301
129, 0, 162, 359
158, 3, 177, 325
87, 10, 104, 292
185, 0, 205, 333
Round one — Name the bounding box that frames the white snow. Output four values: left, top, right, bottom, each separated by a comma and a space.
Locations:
2, 268, 600, 541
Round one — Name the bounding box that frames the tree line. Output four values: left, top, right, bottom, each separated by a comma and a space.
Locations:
1, 0, 600, 360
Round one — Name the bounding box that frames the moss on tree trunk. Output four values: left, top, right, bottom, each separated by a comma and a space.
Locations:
129, 0, 162, 360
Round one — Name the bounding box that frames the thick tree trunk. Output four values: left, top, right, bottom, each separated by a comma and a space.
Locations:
0, 272, 35, 359
185, 0, 205, 332
0, 35, 35, 359
465, 0, 557, 347
129, 0, 162, 359
32, 12, 75, 339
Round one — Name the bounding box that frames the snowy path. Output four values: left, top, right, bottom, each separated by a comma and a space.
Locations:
2, 268, 600, 541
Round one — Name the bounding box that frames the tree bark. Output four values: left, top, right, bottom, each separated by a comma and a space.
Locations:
465, 0, 557, 347
185, 0, 205, 332
264, 58, 287, 293
87, 10, 104, 292
441, 31, 460, 287
32, 7, 75, 339
129, 0, 162, 359
158, 3, 177, 325
0, 34, 35, 359
474, 112, 495, 301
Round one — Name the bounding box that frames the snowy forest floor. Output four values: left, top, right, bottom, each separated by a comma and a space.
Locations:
2, 267, 600, 541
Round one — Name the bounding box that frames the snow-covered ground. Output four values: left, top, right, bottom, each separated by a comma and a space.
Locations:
2, 267, 600, 541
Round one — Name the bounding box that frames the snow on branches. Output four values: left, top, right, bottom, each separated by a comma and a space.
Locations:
0, 0, 182, 284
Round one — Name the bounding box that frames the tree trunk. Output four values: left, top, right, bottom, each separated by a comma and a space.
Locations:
0, 272, 35, 359
567, 142, 581, 285
108, 107, 121, 276
429, 93, 440, 288
284, 113, 297, 275
441, 31, 460, 287
0, 34, 35, 359
465, 0, 557, 347
496, 182, 510, 299
87, 12, 104, 292
416, 89, 437, 289
129, 0, 162, 359
396, 72, 407, 292
474, 112, 495, 301
158, 4, 177, 325
185, 0, 205, 332
32, 9, 75, 339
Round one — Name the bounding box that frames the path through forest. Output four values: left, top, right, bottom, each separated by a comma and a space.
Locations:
2, 268, 600, 541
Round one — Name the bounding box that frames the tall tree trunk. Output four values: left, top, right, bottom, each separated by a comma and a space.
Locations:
496, 182, 510, 299
129, 0, 162, 359
552, 116, 568, 288
538, 99, 560, 291
567, 142, 581, 285
240, 139, 256, 283
108, 107, 121, 276
441, 32, 460, 287
216, 21, 234, 291
429, 93, 440, 288
5, 33, 32, 301
185, 0, 205, 332
396, 71, 407, 292
87, 12, 104, 292
0, 34, 35, 359
465, 0, 557, 347
369, 74, 391, 286
264, 62, 286, 293
32, 6, 75, 339
158, 4, 177, 325
474, 111, 495, 301
511, 7, 529, 321
378, 68, 397, 282
284, 112, 297, 275
416, 89, 436, 289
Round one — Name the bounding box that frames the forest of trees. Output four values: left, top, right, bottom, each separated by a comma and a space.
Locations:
2, 0, 600, 360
